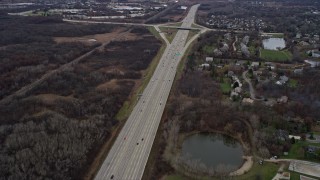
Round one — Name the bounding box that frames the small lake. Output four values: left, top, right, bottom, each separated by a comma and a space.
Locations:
262, 38, 286, 50
181, 133, 244, 171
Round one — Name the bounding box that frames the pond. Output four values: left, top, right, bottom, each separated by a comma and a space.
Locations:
262, 38, 286, 50
181, 133, 244, 172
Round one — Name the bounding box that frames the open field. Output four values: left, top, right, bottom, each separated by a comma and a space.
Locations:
260, 49, 292, 62
163, 162, 279, 180
220, 78, 232, 95
159, 26, 178, 43
186, 30, 200, 44
237, 162, 279, 180
281, 141, 320, 162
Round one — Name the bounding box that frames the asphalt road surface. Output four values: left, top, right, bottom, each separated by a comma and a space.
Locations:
94, 4, 200, 180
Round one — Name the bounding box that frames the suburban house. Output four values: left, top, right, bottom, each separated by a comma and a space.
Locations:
205, 57, 213, 62
289, 135, 301, 141
199, 63, 210, 70
276, 75, 289, 85
305, 60, 320, 68
311, 50, 320, 58
251, 62, 260, 68
277, 96, 288, 104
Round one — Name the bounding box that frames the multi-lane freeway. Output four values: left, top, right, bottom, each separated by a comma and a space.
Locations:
94, 4, 200, 180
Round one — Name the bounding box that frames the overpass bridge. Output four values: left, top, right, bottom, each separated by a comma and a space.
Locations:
160, 25, 201, 31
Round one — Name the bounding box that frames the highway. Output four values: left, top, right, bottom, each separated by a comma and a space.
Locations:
94, 4, 200, 180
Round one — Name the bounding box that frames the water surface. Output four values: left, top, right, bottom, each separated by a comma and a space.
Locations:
181, 133, 244, 171
263, 38, 285, 50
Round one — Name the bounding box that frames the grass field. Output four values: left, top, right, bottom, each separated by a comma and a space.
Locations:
186, 29, 200, 44
262, 33, 285, 38
165, 174, 185, 180
289, 79, 298, 88
260, 49, 292, 62
281, 141, 320, 161
237, 162, 279, 180
165, 162, 279, 180
202, 44, 215, 54
220, 78, 232, 95
191, 23, 203, 29
167, 22, 183, 27
159, 26, 178, 43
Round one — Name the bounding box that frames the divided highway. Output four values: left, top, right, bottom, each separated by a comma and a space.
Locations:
94, 4, 200, 180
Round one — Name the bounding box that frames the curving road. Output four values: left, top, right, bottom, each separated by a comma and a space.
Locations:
94, 4, 200, 180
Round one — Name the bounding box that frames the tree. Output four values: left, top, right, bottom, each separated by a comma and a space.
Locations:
309, 132, 314, 140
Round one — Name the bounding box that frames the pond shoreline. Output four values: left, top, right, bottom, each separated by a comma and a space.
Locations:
172, 130, 252, 177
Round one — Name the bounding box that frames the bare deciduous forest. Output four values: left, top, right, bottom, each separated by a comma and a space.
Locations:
0, 15, 161, 179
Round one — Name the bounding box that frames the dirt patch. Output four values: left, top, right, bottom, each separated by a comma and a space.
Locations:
96, 79, 134, 91
33, 94, 76, 105
54, 27, 141, 45
229, 156, 253, 176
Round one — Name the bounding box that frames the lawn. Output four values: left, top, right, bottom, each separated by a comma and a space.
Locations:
237, 162, 279, 180
262, 33, 285, 38
165, 174, 186, 180
260, 49, 292, 62
288, 79, 298, 88
281, 141, 320, 161
202, 44, 215, 54
220, 78, 232, 95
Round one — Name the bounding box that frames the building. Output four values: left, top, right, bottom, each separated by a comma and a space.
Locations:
312, 50, 320, 58
289, 135, 301, 140
205, 57, 213, 62
180, 6, 187, 10
276, 75, 289, 85
305, 60, 320, 68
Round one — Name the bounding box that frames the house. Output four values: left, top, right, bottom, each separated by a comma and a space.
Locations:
253, 70, 262, 77
199, 63, 210, 70
277, 96, 288, 103
289, 135, 301, 140
276, 75, 289, 85
293, 68, 303, 75
220, 43, 229, 52
312, 51, 320, 58
205, 57, 213, 62
180, 6, 188, 10
310, 50, 320, 58
234, 87, 242, 93
305, 60, 320, 68
298, 41, 310, 47
296, 33, 301, 39
213, 48, 222, 56
251, 62, 260, 68
236, 60, 247, 66
242, 98, 254, 104
228, 71, 235, 77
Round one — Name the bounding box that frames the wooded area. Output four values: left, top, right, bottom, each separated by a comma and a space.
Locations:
0, 15, 161, 179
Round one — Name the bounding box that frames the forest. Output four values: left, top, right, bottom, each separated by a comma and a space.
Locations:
0, 15, 161, 179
